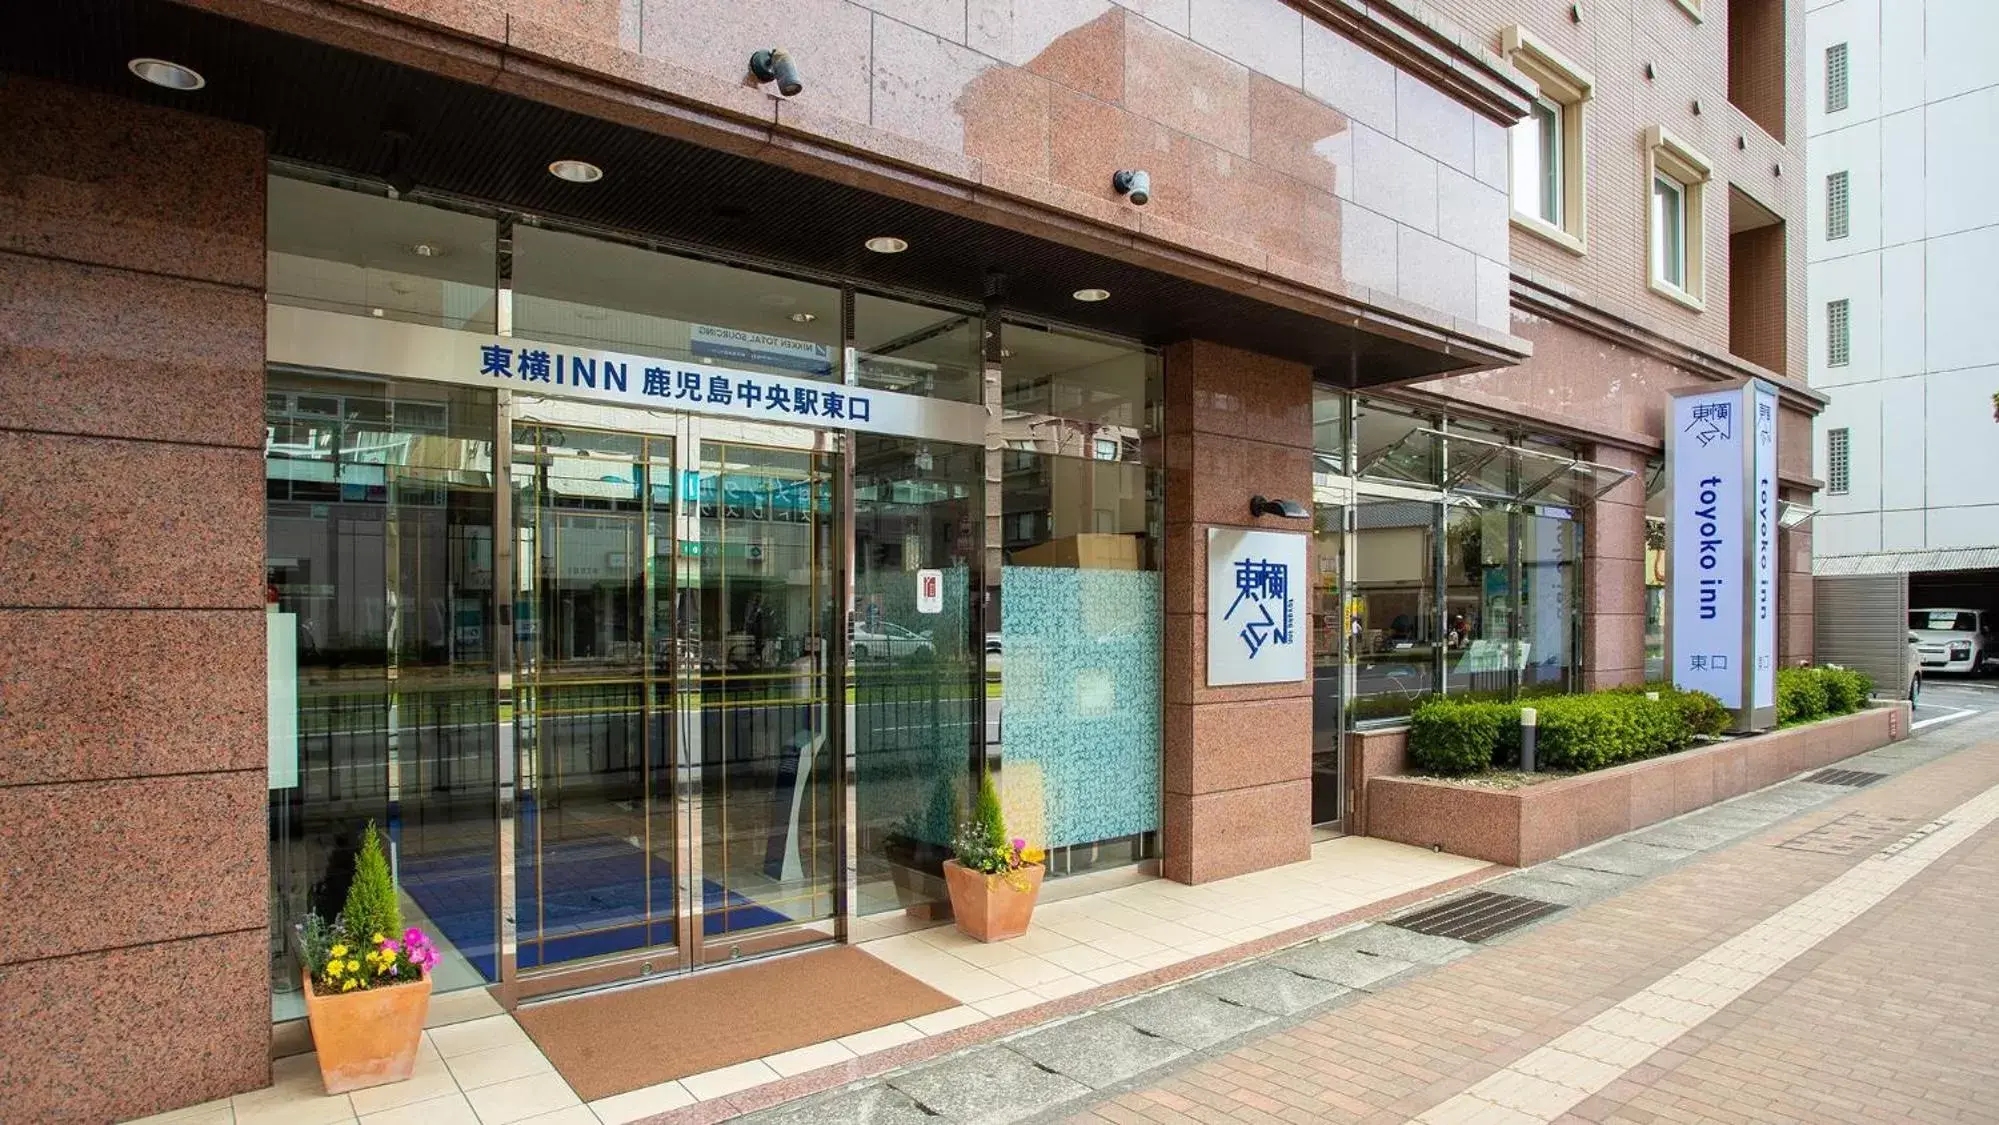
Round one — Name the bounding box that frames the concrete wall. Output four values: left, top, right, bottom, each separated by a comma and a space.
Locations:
0, 76, 271, 1121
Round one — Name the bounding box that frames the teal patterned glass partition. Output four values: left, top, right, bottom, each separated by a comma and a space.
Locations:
999, 565, 1162, 848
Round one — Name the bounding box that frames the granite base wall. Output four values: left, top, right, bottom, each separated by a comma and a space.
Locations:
0, 76, 270, 1122
1366, 705, 1910, 867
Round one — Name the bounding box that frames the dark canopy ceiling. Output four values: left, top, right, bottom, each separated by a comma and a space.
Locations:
3, 0, 1498, 384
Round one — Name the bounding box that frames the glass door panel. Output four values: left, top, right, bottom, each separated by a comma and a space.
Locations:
693, 437, 838, 956
1310, 501, 1345, 825
266, 374, 499, 1018
512, 425, 674, 970
850, 436, 980, 918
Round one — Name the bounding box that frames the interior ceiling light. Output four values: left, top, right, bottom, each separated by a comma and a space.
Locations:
548, 159, 603, 184
128, 58, 205, 91
864, 236, 909, 254
1072, 288, 1111, 302
407, 242, 445, 258
789, 312, 817, 323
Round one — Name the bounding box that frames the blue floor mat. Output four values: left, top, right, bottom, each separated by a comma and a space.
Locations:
399, 833, 792, 980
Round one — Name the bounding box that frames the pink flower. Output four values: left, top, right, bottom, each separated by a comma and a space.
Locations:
1011, 837, 1025, 852
403, 927, 424, 946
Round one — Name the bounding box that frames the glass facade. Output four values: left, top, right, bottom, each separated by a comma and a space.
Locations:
1312, 391, 1598, 760
994, 323, 1165, 874
263, 170, 1166, 1015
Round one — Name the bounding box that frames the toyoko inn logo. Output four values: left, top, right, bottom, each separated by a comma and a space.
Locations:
1206, 529, 1307, 687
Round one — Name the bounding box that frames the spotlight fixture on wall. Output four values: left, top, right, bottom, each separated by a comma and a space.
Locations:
1112, 169, 1151, 205
1249, 495, 1310, 520
749, 48, 804, 96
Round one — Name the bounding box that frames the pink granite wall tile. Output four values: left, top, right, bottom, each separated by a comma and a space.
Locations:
960, 60, 1055, 178
0, 76, 264, 289
641, 0, 873, 125
0, 433, 264, 610
0, 610, 264, 787
1368, 779, 1519, 866
0, 257, 264, 448
505, 0, 638, 50
1123, 13, 1251, 156
0, 929, 268, 1123
1163, 697, 1312, 794
1246, 74, 1351, 199
970, 1, 1126, 104
1672, 751, 1717, 815
1162, 340, 1315, 443
1162, 434, 1315, 526
1627, 762, 1677, 828
0, 774, 267, 964
1162, 780, 1312, 883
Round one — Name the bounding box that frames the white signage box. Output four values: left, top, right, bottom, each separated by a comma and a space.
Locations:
915, 568, 943, 614
1668, 380, 1779, 729
1206, 528, 1308, 687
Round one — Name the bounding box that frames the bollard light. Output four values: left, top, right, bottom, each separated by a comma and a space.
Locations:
1520, 706, 1539, 773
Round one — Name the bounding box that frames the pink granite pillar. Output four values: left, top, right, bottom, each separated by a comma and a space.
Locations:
1582, 445, 1649, 690
0, 76, 271, 1120
1160, 341, 1315, 884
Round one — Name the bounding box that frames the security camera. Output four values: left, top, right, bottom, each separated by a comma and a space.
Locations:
750, 48, 803, 97
1113, 169, 1151, 206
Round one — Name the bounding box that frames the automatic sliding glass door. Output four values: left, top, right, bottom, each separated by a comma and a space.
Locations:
512, 425, 677, 970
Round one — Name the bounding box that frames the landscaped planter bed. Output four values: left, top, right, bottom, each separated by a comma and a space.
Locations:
1365, 704, 1909, 867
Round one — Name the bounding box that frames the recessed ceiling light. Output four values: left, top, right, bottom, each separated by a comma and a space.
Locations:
864, 236, 909, 254
998, 348, 1014, 358
128, 58, 205, 91
1072, 288, 1111, 302
407, 242, 445, 258
790, 312, 818, 323
548, 159, 603, 184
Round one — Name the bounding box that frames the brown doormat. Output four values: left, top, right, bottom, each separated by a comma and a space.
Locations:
514, 945, 959, 1101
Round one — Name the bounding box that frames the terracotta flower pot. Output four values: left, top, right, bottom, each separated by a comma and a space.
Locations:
300, 969, 433, 1094
942, 859, 1044, 942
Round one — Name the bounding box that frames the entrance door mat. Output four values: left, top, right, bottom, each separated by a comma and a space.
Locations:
514, 944, 958, 1100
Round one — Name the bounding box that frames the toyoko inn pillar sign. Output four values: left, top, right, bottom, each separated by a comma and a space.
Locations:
1207, 529, 1308, 686
1668, 379, 1779, 730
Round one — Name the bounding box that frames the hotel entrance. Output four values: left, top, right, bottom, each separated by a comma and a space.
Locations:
507, 414, 839, 977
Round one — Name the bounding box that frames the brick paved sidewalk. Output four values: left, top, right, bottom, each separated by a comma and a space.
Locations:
1062, 726, 1999, 1125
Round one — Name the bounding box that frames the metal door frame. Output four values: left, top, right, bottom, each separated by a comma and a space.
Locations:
493, 393, 848, 1000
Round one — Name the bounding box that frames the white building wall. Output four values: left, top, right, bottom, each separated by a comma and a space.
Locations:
1806, 0, 1999, 565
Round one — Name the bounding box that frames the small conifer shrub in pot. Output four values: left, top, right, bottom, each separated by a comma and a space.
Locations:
943, 773, 1045, 942
298, 821, 440, 1093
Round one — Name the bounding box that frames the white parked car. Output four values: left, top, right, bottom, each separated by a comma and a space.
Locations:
1908, 608, 1994, 675
849, 620, 935, 663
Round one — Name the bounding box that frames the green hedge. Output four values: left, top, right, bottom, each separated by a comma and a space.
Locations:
1407, 668, 1871, 778
1778, 665, 1873, 725
1408, 683, 1727, 777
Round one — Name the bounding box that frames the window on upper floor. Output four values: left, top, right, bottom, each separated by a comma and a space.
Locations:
1827, 171, 1851, 241
1827, 299, 1851, 367
1825, 43, 1850, 113
1501, 26, 1593, 254
1826, 427, 1850, 495
1645, 127, 1712, 309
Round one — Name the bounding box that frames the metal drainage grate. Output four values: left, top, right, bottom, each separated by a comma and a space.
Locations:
1388, 891, 1564, 943
1803, 768, 1888, 788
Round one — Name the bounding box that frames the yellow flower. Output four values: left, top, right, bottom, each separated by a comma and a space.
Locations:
1022, 847, 1045, 865
371, 933, 385, 945
347, 959, 361, 973
342, 978, 358, 992
330, 944, 348, 958
325, 960, 341, 977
